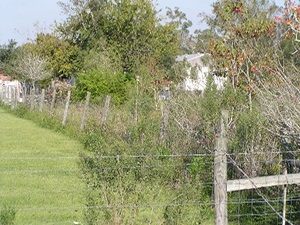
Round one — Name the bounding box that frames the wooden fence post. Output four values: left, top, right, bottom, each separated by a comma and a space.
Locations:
62, 90, 71, 126
159, 99, 169, 143
11, 87, 15, 110
134, 76, 140, 123
282, 166, 287, 225
50, 87, 56, 116
22, 84, 27, 105
100, 95, 111, 125
80, 91, 91, 131
4, 86, 8, 103
30, 88, 35, 111
214, 110, 228, 225
39, 89, 45, 112
14, 86, 18, 109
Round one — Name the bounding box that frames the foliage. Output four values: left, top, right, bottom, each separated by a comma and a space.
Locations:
192, 29, 214, 53
3, 0, 300, 223
228, 105, 279, 178
0, 40, 19, 76
82, 47, 121, 73
73, 68, 133, 104
165, 7, 193, 53
279, 35, 300, 66
33, 33, 83, 78
274, 1, 300, 67
57, 0, 181, 75
276, 0, 300, 40
204, 0, 279, 108
2, 74, 295, 224
81, 125, 213, 224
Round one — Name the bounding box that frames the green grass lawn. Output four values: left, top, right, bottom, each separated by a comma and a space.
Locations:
0, 108, 85, 224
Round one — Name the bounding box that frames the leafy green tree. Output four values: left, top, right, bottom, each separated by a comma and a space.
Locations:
0, 40, 19, 75
57, 0, 107, 49
32, 33, 82, 79
192, 29, 214, 53
57, 0, 181, 74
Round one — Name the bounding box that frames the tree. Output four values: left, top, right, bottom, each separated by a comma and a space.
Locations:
33, 33, 82, 79
261, 0, 300, 129
204, 0, 279, 109
165, 7, 193, 53
19, 33, 84, 79
57, 0, 181, 74
14, 48, 52, 90
258, 0, 300, 137
274, 1, 300, 67
192, 29, 214, 53
57, 0, 107, 49
278, 0, 300, 42
0, 39, 19, 75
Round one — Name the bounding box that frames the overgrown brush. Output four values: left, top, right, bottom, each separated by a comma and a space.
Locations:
1, 79, 292, 224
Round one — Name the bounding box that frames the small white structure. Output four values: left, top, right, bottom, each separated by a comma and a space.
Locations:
0, 79, 23, 103
176, 53, 227, 92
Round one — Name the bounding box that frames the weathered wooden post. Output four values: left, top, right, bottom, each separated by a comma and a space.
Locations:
14, 87, 20, 108
80, 91, 91, 131
160, 88, 171, 143
282, 166, 287, 225
214, 110, 228, 225
30, 88, 35, 111
11, 87, 15, 110
100, 95, 111, 125
50, 87, 56, 116
134, 76, 140, 123
39, 89, 45, 112
62, 90, 71, 126
22, 83, 27, 105
4, 85, 8, 103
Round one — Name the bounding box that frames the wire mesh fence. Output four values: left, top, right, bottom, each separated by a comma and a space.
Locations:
1, 152, 300, 224
0, 152, 300, 224
0, 154, 215, 224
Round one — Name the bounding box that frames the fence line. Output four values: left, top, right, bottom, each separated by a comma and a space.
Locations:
1, 88, 300, 224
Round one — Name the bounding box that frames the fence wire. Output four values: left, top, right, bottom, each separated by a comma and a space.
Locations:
1, 87, 300, 225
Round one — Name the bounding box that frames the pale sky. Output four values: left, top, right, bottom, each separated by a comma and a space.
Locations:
0, 0, 286, 45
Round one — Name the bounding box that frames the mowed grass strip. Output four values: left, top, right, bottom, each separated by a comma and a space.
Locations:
0, 108, 86, 224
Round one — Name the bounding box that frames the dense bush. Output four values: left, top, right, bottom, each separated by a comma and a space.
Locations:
73, 69, 134, 105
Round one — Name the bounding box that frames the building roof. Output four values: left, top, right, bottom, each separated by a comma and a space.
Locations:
176, 53, 204, 62
176, 53, 207, 67
0, 73, 11, 81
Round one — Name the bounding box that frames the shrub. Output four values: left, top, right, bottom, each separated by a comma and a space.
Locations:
73, 69, 133, 104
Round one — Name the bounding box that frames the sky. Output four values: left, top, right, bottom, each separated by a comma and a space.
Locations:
0, 0, 286, 45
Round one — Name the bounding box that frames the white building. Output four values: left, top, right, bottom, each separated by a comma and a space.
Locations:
0, 79, 23, 103
176, 53, 227, 92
